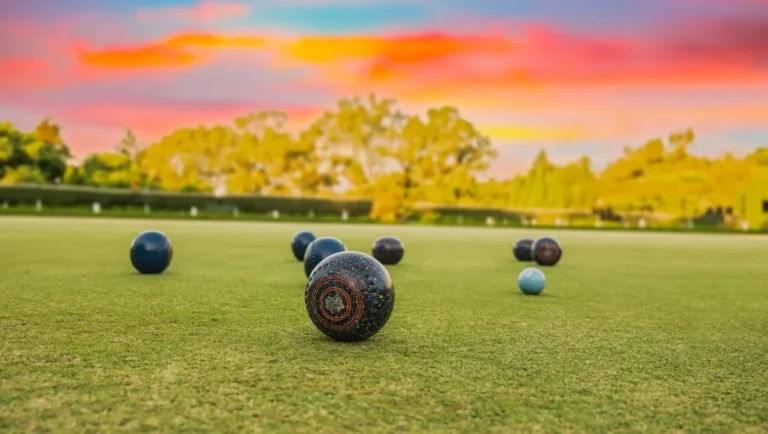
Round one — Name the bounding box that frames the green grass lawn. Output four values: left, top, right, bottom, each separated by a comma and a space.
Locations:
1, 217, 766, 433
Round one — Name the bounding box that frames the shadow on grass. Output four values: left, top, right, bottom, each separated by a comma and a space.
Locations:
122, 271, 178, 277
292, 327, 394, 350
517, 292, 557, 298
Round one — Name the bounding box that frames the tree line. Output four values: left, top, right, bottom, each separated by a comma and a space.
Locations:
1, 95, 767, 222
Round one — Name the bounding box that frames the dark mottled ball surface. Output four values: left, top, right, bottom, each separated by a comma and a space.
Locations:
513, 238, 534, 261
531, 237, 562, 266
303, 236, 346, 277
130, 230, 173, 274
291, 230, 316, 261
305, 251, 395, 342
371, 236, 404, 265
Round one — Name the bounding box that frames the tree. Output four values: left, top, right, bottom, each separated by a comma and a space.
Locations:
32, 119, 71, 183
556, 156, 597, 209
229, 111, 317, 195
139, 111, 334, 195
5, 100, 768, 225
304, 94, 402, 196
372, 105, 495, 218
745, 147, 768, 166
65, 129, 146, 189
0, 122, 21, 180
368, 172, 406, 222
521, 150, 554, 208
597, 129, 714, 215
0, 165, 47, 184
140, 125, 231, 192
292, 123, 340, 195
0, 120, 71, 184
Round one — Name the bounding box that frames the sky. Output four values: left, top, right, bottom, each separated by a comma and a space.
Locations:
1, 0, 767, 178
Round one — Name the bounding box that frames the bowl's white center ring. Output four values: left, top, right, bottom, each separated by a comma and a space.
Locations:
308, 275, 364, 332
320, 287, 351, 320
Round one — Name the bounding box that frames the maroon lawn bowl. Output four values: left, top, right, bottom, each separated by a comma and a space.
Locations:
531, 237, 562, 266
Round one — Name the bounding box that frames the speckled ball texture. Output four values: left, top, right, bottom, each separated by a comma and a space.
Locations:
303, 236, 347, 277
531, 237, 562, 266
305, 251, 395, 342
130, 230, 173, 274
513, 238, 534, 261
291, 230, 316, 261
518, 267, 546, 295
371, 236, 404, 265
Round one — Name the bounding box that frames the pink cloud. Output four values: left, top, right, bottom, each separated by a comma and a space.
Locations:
365, 17, 768, 95
0, 14, 142, 93
0, 57, 53, 90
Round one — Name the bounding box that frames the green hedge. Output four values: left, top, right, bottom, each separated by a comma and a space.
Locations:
0, 184, 373, 216
415, 205, 525, 225
416, 205, 599, 225
4, 185, 740, 231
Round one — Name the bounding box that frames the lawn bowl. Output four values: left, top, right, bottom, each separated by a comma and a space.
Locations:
291, 230, 316, 261
305, 251, 395, 342
130, 230, 173, 274
531, 237, 562, 266
371, 236, 404, 265
518, 267, 545, 295
513, 238, 534, 261
303, 236, 346, 278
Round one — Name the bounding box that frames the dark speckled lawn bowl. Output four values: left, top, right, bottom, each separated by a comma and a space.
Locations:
305, 251, 395, 342
130, 230, 173, 274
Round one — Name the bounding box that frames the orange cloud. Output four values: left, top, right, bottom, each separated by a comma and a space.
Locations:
285, 31, 514, 65
77, 29, 515, 73
79, 44, 200, 68
79, 33, 268, 69
75, 14, 768, 91
137, 2, 249, 22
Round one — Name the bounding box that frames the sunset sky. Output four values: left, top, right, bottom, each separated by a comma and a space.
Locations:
1, 0, 767, 178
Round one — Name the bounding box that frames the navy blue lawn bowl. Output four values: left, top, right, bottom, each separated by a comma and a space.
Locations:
305, 251, 395, 342
303, 236, 346, 278
291, 231, 316, 261
371, 236, 404, 265
513, 238, 534, 262
130, 230, 173, 274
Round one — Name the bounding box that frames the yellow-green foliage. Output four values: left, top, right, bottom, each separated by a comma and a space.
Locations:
1, 97, 767, 224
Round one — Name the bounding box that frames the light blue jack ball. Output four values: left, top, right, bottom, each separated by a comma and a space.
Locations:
518, 267, 546, 295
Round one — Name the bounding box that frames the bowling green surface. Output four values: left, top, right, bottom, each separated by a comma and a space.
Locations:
1, 217, 766, 432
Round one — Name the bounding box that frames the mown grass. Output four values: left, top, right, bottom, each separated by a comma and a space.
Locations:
0, 216, 766, 433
